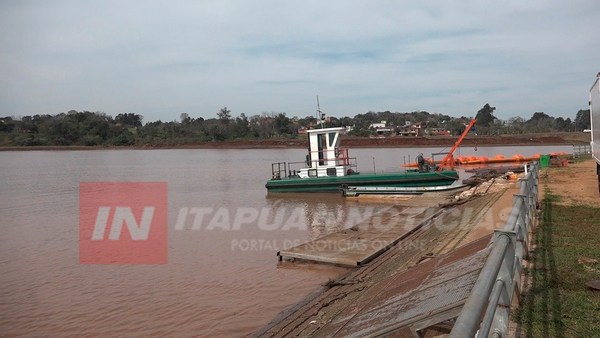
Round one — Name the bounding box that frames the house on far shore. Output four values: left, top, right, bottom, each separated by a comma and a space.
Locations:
426, 127, 451, 136
369, 121, 394, 135
398, 121, 424, 137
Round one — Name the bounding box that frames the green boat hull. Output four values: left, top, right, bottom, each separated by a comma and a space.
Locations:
265, 170, 459, 193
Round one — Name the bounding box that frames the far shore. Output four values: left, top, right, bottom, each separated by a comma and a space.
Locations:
0, 132, 590, 151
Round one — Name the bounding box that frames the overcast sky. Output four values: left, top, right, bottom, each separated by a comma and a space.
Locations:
1, 0, 598, 122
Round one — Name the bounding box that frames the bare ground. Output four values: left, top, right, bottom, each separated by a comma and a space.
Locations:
540, 159, 600, 207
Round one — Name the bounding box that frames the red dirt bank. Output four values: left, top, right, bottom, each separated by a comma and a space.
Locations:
0, 132, 590, 151
140, 132, 590, 149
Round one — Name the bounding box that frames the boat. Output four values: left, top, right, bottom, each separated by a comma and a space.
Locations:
342, 184, 468, 197
265, 126, 459, 193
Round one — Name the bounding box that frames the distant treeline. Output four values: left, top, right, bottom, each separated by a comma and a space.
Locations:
0, 105, 591, 147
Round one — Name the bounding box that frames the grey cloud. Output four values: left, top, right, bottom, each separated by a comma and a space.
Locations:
1, 0, 599, 121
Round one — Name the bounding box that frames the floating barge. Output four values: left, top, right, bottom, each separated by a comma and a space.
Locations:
342, 183, 468, 197
277, 206, 445, 266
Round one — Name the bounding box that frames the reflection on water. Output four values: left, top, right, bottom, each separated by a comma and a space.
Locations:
0, 145, 572, 336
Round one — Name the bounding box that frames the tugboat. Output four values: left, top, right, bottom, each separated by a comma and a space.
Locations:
265, 126, 459, 193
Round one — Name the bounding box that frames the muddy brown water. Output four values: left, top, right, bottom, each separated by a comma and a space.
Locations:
0, 145, 570, 336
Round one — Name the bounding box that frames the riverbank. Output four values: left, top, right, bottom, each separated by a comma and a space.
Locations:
0, 132, 591, 151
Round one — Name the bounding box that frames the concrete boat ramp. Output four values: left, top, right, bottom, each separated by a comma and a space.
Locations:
277, 193, 458, 267
308, 236, 492, 337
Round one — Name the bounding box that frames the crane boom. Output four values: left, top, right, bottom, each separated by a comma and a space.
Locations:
439, 118, 476, 169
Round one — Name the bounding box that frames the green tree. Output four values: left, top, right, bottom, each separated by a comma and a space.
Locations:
553, 117, 572, 132
474, 104, 496, 134
217, 107, 231, 124
525, 112, 555, 132
338, 116, 354, 128
273, 113, 292, 135
48, 117, 81, 145
507, 116, 526, 134
180, 113, 191, 124
445, 117, 471, 136
110, 129, 135, 145
115, 113, 142, 128
575, 109, 590, 130
249, 113, 274, 138
207, 124, 226, 141
232, 113, 251, 138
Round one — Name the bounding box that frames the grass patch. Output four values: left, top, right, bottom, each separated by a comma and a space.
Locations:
515, 192, 600, 337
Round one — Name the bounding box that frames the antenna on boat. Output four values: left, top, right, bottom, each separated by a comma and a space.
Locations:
316, 95, 326, 128
372, 157, 376, 174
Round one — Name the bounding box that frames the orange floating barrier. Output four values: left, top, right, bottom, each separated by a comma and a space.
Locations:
404, 150, 567, 168
453, 153, 540, 166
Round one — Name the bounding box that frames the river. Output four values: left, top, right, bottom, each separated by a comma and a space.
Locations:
0, 145, 571, 336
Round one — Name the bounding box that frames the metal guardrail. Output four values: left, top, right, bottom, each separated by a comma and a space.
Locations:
450, 162, 539, 338
572, 144, 592, 157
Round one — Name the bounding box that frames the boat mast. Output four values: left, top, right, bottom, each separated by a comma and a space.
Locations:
316, 96, 326, 128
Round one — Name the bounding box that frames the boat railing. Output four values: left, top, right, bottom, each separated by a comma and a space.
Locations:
287, 161, 307, 177
338, 157, 358, 172
303, 157, 358, 171
270, 162, 287, 180
306, 148, 358, 170
271, 147, 360, 180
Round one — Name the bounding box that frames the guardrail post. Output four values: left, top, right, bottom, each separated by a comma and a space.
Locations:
479, 230, 516, 338
512, 195, 528, 259
531, 162, 539, 207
